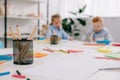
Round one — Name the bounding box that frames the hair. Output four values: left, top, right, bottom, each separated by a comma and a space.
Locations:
92, 16, 103, 23
50, 14, 61, 25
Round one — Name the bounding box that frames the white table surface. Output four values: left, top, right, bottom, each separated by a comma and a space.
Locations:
0, 40, 120, 80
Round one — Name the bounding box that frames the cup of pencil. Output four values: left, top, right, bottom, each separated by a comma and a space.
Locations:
9, 25, 38, 65
13, 39, 33, 65
50, 35, 58, 44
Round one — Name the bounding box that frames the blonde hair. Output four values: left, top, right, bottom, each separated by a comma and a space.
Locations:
92, 16, 103, 23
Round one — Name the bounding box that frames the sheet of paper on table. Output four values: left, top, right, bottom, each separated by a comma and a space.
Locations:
88, 61, 120, 80
23, 54, 110, 80
0, 48, 13, 55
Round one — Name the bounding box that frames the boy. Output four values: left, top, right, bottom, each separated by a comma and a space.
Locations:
46, 14, 73, 40
82, 17, 112, 42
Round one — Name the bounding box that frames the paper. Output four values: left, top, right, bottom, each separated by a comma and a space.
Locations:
106, 51, 120, 58
0, 61, 6, 64
98, 48, 112, 53
34, 53, 48, 58
0, 55, 12, 61
23, 55, 108, 80
0, 48, 13, 55
0, 64, 4, 71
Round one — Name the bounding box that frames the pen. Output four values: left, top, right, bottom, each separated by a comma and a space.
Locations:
95, 57, 120, 60
99, 67, 120, 70
16, 70, 21, 75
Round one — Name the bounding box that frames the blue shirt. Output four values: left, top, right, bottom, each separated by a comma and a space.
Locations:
82, 27, 113, 42
46, 25, 70, 39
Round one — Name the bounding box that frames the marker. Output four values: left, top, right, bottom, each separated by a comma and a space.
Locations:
16, 70, 21, 75
58, 49, 69, 53
99, 67, 120, 71
95, 57, 120, 60
67, 50, 84, 53
43, 48, 54, 52
26, 78, 31, 80
0, 71, 10, 76
12, 75, 26, 79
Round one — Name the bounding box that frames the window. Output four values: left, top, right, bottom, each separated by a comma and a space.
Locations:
61, 0, 120, 17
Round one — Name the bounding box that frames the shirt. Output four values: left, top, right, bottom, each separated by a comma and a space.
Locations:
82, 27, 113, 42
46, 25, 70, 39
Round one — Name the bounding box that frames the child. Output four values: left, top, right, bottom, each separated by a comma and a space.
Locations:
46, 14, 73, 40
82, 17, 113, 42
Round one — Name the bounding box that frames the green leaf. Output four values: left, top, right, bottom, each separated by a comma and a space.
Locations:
79, 5, 87, 13
62, 25, 72, 33
62, 18, 75, 33
69, 18, 75, 25
77, 18, 86, 26
62, 18, 67, 24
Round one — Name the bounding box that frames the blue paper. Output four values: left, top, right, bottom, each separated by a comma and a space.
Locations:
0, 55, 12, 61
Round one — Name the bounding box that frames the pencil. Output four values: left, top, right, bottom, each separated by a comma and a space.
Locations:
16, 25, 21, 40
27, 26, 38, 40
9, 27, 16, 40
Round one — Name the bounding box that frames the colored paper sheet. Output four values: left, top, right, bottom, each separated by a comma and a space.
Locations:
0, 55, 12, 61
34, 53, 48, 58
0, 61, 6, 64
98, 48, 112, 53
106, 51, 120, 58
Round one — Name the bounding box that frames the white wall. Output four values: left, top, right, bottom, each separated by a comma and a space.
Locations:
103, 17, 120, 42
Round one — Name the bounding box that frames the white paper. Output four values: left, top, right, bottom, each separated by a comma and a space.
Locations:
0, 48, 13, 55
23, 54, 109, 80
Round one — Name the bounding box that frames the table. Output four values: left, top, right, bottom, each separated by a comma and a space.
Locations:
0, 40, 120, 80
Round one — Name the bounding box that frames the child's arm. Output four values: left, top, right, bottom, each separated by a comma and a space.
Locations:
46, 28, 52, 39
104, 28, 113, 41
105, 33, 113, 41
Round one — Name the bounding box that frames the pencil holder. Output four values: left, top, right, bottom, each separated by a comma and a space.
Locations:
13, 39, 33, 65
50, 35, 58, 44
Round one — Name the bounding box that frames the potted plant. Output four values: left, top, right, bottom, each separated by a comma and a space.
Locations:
62, 5, 87, 37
